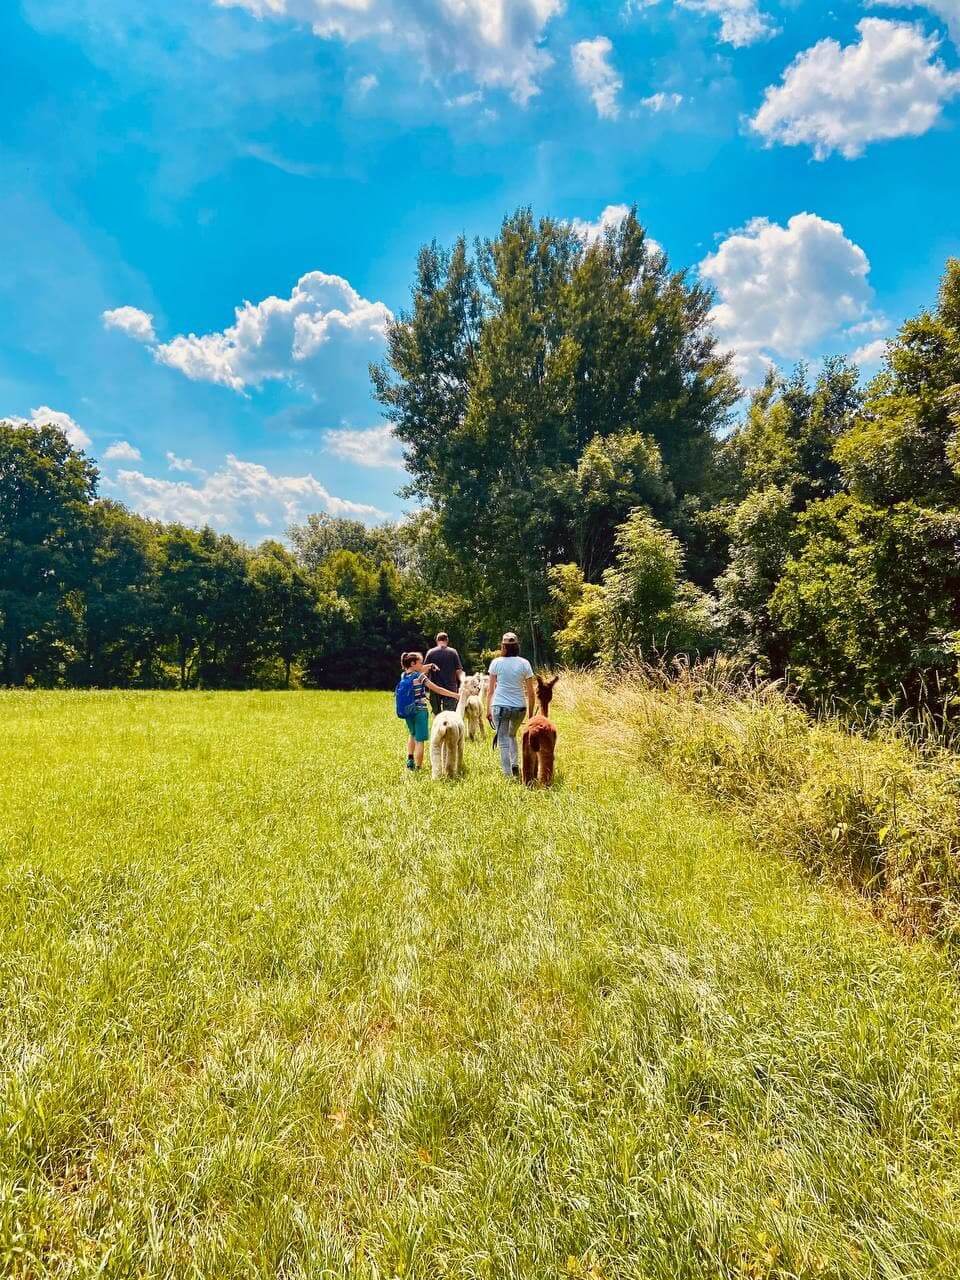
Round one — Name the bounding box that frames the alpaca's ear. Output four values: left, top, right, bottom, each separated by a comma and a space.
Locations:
548, 675, 560, 688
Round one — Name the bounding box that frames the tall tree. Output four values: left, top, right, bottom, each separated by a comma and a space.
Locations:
373, 206, 736, 659
78, 501, 159, 686
0, 421, 97, 685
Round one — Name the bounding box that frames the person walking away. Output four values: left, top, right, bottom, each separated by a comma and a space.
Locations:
396, 652, 463, 771
485, 632, 535, 779
424, 632, 464, 715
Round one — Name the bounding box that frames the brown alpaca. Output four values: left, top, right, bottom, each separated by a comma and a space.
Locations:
521, 675, 559, 787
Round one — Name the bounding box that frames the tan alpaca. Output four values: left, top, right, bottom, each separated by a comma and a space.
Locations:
430, 680, 470, 779
462, 674, 485, 741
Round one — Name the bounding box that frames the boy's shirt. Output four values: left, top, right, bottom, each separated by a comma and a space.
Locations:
410, 671, 429, 708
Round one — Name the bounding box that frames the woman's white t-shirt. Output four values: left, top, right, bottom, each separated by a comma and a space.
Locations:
488, 655, 534, 709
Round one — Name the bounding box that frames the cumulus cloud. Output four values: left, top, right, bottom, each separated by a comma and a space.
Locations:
166, 451, 205, 474
105, 271, 392, 415
214, 0, 562, 103
114, 454, 386, 530
751, 19, 960, 159
631, 0, 776, 47
102, 306, 156, 343
699, 213, 875, 386
676, 0, 776, 47
571, 36, 623, 119
324, 423, 406, 470
7, 406, 92, 450
569, 204, 663, 259
870, 1, 960, 43
850, 338, 889, 367
103, 440, 142, 461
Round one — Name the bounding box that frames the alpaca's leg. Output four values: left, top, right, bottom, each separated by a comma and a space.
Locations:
540, 739, 555, 787
521, 734, 537, 786
430, 733, 443, 781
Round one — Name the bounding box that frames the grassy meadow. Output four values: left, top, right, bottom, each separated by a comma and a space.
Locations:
1, 689, 960, 1278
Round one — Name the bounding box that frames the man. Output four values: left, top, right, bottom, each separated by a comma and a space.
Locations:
424, 631, 464, 715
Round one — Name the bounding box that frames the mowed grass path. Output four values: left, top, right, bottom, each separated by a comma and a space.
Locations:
1, 692, 959, 1279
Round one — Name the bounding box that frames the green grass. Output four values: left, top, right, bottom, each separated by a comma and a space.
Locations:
1, 690, 959, 1279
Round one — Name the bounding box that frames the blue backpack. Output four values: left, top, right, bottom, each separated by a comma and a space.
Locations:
395, 672, 420, 719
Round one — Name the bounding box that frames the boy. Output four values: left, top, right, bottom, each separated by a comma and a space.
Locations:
397, 651, 460, 771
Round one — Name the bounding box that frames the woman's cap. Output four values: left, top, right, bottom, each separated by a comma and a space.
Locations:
501, 631, 519, 644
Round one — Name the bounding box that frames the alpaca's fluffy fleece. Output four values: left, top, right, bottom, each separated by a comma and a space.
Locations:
430, 682, 470, 780
462, 675, 485, 741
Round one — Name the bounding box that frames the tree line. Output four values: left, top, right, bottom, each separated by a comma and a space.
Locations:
3, 207, 959, 715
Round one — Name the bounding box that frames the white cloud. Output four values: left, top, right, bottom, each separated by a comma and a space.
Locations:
699, 213, 875, 386
569, 204, 663, 259
447, 89, 484, 108
870, 1, 960, 43
848, 314, 889, 336
324, 423, 406, 470
214, 0, 563, 103
166, 451, 205, 474
102, 306, 156, 343
570, 203, 631, 244
103, 440, 142, 461
851, 338, 889, 366
751, 19, 960, 159
7, 406, 92, 450
115, 454, 386, 530
631, 0, 776, 47
676, 0, 776, 47
639, 91, 684, 112
571, 36, 622, 119
355, 72, 379, 96
107, 271, 392, 414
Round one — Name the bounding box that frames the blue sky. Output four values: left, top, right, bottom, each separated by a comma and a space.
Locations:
2, 0, 959, 540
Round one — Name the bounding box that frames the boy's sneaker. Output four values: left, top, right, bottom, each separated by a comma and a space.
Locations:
512, 766, 520, 779
406, 756, 416, 770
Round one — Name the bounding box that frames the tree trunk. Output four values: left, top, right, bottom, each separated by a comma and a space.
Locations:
524, 568, 540, 669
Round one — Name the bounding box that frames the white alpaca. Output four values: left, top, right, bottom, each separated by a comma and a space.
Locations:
430, 680, 471, 780
462, 675, 485, 741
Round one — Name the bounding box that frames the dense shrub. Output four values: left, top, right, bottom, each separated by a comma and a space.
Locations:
566, 663, 960, 942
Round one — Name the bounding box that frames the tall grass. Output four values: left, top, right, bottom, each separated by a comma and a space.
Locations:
566, 660, 960, 943
1, 690, 959, 1276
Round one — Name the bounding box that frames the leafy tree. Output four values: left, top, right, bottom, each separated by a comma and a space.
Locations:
716, 486, 794, 667
599, 510, 718, 663
835, 260, 960, 508
250, 542, 325, 688
561, 432, 673, 581
289, 513, 404, 572
0, 421, 97, 685
551, 510, 719, 668
374, 206, 737, 660
549, 564, 606, 666
78, 501, 159, 686
771, 496, 960, 711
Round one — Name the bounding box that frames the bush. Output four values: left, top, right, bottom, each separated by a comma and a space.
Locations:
566, 661, 960, 942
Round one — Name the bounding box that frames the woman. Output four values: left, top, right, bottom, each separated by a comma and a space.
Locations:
485, 631, 536, 779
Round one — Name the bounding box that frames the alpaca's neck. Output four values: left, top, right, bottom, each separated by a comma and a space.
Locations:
456, 684, 471, 714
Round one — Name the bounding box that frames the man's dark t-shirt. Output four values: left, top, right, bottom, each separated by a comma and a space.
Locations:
424, 645, 463, 695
